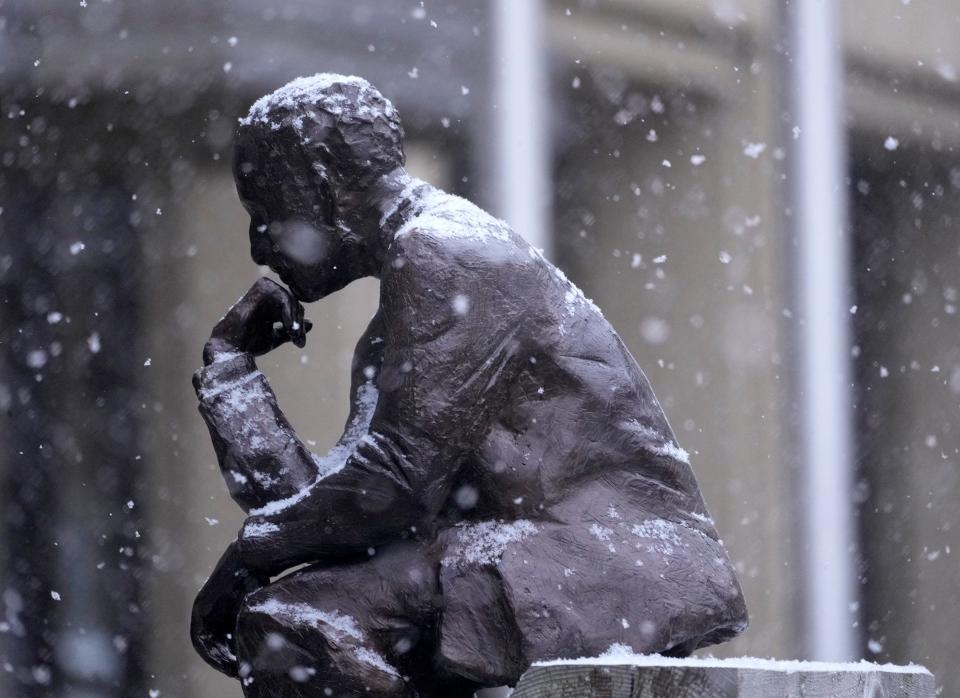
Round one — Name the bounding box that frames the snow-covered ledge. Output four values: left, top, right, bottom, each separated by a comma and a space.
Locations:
510, 653, 936, 697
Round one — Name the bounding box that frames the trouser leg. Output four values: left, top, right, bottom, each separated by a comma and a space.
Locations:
236, 599, 410, 697
234, 541, 445, 697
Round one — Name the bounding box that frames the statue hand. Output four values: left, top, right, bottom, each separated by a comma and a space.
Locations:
203, 277, 312, 364
191, 540, 270, 677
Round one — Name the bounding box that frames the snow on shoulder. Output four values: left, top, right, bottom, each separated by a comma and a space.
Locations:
391, 185, 605, 330
535, 646, 932, 676
395, 186, 512, 245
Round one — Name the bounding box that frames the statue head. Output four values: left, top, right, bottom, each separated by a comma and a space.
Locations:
233, 74, 406, 301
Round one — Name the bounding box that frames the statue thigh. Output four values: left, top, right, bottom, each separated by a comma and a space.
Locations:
233, 540, 482, 697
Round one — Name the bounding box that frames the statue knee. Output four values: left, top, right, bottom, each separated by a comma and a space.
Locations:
234, 589, 410, 696
235, 593, 314, 679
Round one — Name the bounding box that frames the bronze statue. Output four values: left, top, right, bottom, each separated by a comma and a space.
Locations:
190, 74, 747, 697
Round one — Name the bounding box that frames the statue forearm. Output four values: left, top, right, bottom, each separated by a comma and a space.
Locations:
194, 353, 318, 512
233, 429, 437, 575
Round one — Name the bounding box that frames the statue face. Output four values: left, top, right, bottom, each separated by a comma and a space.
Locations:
238, 195, 344, 303
234, 136, 357, 302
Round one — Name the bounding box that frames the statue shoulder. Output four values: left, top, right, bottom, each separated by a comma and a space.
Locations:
381, 191, 545, 329
391, 190, 519, 262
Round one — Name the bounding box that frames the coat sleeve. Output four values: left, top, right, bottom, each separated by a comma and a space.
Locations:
193, 352, 320, 513
235, 235, 526, 574
189, 315, 389, 674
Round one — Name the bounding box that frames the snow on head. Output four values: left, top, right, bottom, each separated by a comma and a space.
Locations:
235, 74, 405, 192
239, 73, 393, 131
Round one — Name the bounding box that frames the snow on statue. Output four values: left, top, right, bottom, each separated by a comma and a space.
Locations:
190, 74, 747, 697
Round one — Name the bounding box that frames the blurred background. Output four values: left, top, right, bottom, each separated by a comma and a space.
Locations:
1, 0, 959, 695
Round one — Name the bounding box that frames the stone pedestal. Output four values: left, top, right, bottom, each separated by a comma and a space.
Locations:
510, 655, 935, 697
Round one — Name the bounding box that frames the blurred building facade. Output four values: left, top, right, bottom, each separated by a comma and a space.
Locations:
1, 0, 959, 695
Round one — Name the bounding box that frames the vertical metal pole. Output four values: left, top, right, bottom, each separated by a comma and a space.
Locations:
786, 0, 858, 661
481, 6, 550, 696
491, 0, 552, 256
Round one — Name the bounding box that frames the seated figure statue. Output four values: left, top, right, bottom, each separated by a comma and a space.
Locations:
190, 74, 748, 697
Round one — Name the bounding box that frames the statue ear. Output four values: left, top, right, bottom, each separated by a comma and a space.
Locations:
311, 161, 337, 224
